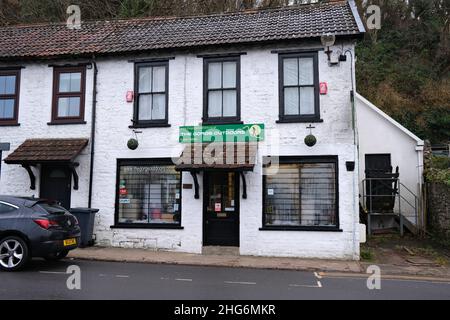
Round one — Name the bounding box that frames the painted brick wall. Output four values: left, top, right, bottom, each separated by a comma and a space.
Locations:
0, 42, 360, 259
0, 62, 93, 207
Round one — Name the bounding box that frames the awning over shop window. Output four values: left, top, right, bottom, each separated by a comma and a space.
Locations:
4, 139, 89, 165
4, 139, 89, 190
175, 142, 258, 172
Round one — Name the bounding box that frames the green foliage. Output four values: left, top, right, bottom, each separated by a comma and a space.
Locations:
356, 0, 450, 144
118, 0, 157, 18
426, 168, 450, 186
427, 156, 450, 186
360, 247, 375, 261
431, 156, 450, 170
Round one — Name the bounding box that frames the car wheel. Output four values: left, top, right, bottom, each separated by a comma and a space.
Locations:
44, 250, 69, 262
0, 236, 29, 272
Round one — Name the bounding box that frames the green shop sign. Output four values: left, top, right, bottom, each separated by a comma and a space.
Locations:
179, 124, 265, 143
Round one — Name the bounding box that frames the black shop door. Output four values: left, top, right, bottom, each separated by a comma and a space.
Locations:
204, 172, 240, 247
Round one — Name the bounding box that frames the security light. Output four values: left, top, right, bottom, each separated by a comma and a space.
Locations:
321, 34, 336, 47
321, 34, 336, 62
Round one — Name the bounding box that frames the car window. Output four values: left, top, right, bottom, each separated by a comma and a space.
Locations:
0, 202, 18, 214
37, 202, 68, 214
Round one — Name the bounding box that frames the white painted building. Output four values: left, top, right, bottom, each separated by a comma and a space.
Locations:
0, 1, 367, 260
356, 93, 425, 233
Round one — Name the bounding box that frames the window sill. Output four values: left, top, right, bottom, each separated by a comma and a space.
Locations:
259, 226, 342, 232
129, 123, 171, 129
0, 122, 20, 127
276, 118, 324, 124
48, 121, 87, 126
202, 120, 244, 126
111, 224, 184, 230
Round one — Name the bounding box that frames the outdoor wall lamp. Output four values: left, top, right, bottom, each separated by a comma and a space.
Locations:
321, 34, 336, 63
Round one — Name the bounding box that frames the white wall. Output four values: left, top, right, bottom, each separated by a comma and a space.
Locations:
356, 94, 424, 224
0, 41, 361, 259
0, 63, 93, 208
91, 43, 360, 259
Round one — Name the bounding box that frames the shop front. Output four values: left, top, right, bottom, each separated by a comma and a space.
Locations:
104, 115, 358, 259
176, 124, 263, 248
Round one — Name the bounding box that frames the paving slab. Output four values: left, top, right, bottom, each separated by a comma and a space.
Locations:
68, 247, 362, 273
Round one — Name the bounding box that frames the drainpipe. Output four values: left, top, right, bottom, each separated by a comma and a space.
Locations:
416, 143, 425, 232
88, 57, 98, 208
344, 46, 360, 260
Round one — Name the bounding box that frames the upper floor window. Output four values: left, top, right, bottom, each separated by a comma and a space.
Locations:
0, 69, 20, 126
51, 66, 86, 124
203, 57, 241, 124
133, 61, 169, 127
279, 52, 320, 123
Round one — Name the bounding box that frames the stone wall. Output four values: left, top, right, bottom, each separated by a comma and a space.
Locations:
428, 183, 450, 238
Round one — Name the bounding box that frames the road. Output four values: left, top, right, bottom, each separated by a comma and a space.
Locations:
1, 259, 449, 300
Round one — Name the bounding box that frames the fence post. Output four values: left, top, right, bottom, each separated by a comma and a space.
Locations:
399, 182, 404, 237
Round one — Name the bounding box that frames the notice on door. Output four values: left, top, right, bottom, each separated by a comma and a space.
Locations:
215, 203, 222, 212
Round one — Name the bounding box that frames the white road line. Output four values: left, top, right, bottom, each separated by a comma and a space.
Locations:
314, 272, 323, 279
115, 275, 130, 278
224, 281, 257, 285
321, 273, 450, 285
289, 281, 323, 289
175, 278, 193, 282
39, 271, 66, 275
289, 284, 317, 288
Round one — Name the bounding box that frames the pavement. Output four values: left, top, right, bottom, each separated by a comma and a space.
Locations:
68, 246, 450, 281
2, 259, 450, 300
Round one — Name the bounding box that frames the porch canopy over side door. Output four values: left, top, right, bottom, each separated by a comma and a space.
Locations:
3, 139, 89, 207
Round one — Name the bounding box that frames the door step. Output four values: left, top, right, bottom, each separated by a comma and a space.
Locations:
202, 246, 239, 256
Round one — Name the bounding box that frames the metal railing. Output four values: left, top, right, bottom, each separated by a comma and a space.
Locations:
362, 178, 419, 236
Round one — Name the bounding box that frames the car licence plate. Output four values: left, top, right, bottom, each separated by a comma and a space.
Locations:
64, 238, 77, 247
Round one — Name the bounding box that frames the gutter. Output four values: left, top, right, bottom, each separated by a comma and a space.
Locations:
348, 0, 366, 34
88, 57, 98, 208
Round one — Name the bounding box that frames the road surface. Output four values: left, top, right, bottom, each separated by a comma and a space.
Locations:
1, 259, 449, 300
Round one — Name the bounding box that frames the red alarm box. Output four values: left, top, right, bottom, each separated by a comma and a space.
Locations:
126, 91, 134, 102
319, 82, 328, 95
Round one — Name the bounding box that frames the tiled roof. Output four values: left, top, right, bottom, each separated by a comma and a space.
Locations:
0, 1, 364, 60
4, 139, 89, 164
176, 143, 257, 171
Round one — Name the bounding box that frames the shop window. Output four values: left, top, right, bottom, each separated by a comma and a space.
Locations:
115, 159, 182, 228
263, 156, 339, 231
